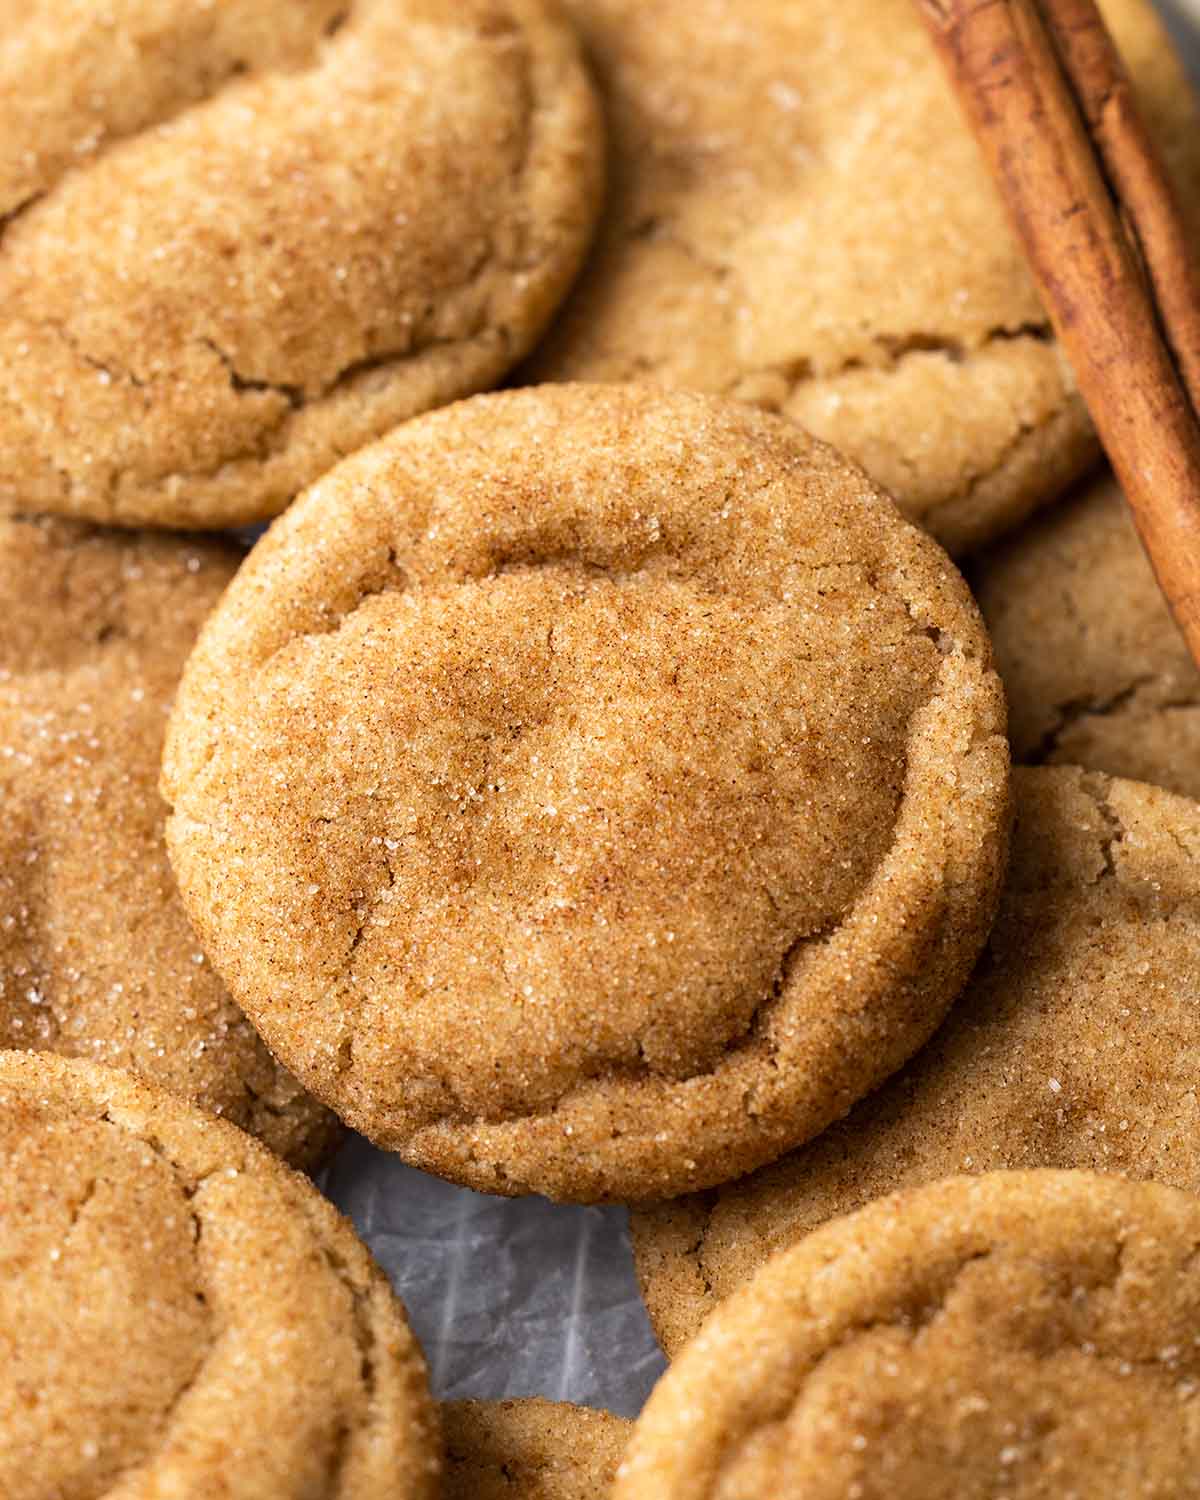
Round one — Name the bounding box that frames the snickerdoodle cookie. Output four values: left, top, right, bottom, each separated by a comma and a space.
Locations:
0, 0, 602, 529
616, 1172, 1200, 1499
163, 384, 1009, 1201
0, 1050, 439, 1500
633, 766, 1200, 1353
443, 1399, 629, 1499
0, 515, 337, 1168
974, 472, 1200, 797
526, 0, 1200, 553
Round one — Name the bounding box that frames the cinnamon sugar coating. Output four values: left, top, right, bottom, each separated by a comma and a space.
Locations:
0, 0, 603, 528
975, 472, 1200, 797
526, 0, 1200, 553
0, 1051, 439, 1500
617, 1172, 1200, 1499
633, 766, 1200, 1352
163, 385, 1009, 1201
0, 515, 338, 1168
443, 1399, 629, 1499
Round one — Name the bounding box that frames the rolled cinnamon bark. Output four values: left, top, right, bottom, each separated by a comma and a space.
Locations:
1039, 0, 1200, 405
916, 0, 1200, 670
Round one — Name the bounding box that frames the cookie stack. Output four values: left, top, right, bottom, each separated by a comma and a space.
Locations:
3, 0, 1200, 1493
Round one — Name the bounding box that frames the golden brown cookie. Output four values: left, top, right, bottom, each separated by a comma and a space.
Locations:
0, 1050, 439, 1499
443, 1399, 629, 1499
974, 471, 1200, 797
617, 1171, 1200, 1498
162, 384, 1009, 1202
633, 765, 1200, 1354
0, 514, 337, 1168
525, 0, 1200, 554
0, 0, 602, 529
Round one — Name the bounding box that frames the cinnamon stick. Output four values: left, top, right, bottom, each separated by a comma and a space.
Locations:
915, 0, 1200, 672
1038, 0, 1200, 407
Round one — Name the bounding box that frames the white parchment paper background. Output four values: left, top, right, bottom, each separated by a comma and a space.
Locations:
320, 1139, 666, 1416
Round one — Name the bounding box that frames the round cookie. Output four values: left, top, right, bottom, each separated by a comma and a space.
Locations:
443, 1399, 629, 1499
0, 514, 337, 1169
162, 384, 1009, 1202
0, 0, 602, 529
633, 765, 1200, 1354
973, 472, 1200, 798
525, 0, 1200, 554
0, 1050, 439, 1500
616, 1171, 1200, 1498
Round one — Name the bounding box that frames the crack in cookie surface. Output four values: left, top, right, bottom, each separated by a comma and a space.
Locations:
525, 0, 1198, 553
616, 1173, 1200, 1499
633, 766, 1200, 1348
0, 0, 603, 527
976, 471, 1200, 796
0, 1052, 438, 1500
163, 386, 1009, 1200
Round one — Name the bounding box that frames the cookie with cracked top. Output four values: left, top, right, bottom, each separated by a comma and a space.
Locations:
0, 0, 602, 529
616, 1171, 1200, 1499
633, 765, 1200, 1353
443, 1399, 629, 1499
0, 1050, 440, 1500
525, 0, 1200, 554
0, 513, 339, 1170
973, 471, 1200, 798
162, 384, 1009, 1202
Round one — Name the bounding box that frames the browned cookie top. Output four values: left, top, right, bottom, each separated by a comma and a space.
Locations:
633, 766, 1200, 1353
617, 1172, 1200, 1499
0, 514, 338, 1168
0, 0, 603, 528
0, 1051, 439, 1500
162, 384, 1008, 1201
975, 472, 1200, 797
443, 1399, 629, 1499
527, 0, 1200, 553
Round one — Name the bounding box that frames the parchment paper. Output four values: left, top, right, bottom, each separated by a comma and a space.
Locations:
320, 1139, 666, 1417
318, 2, 1199, 1423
